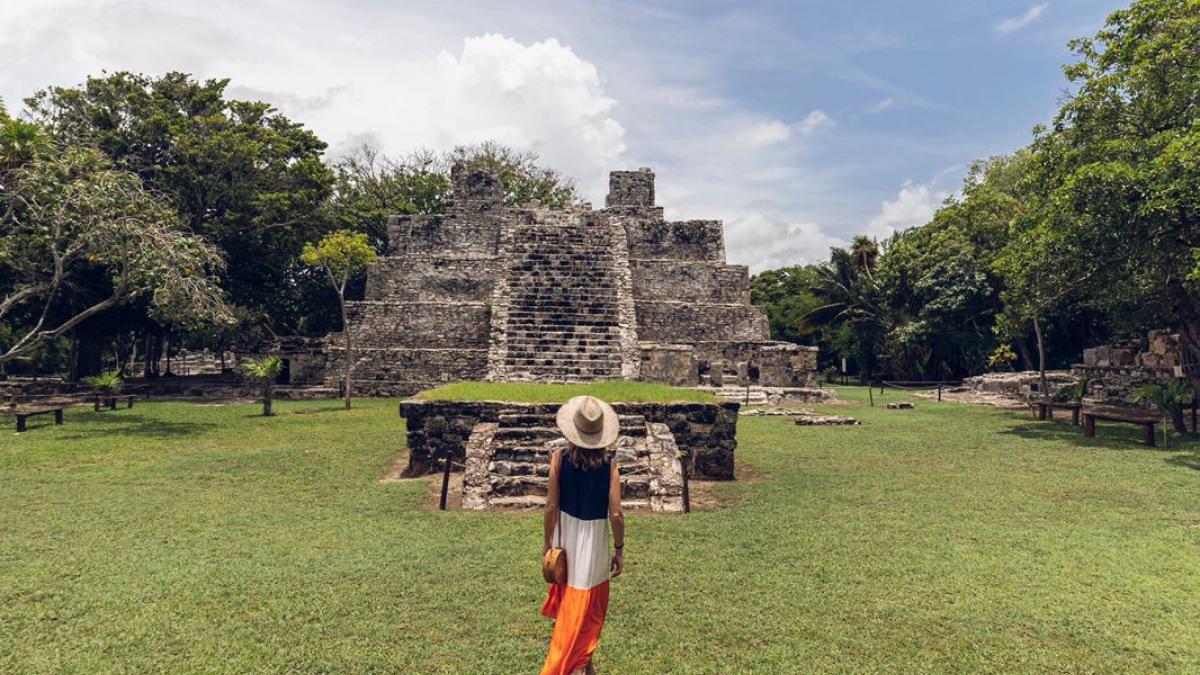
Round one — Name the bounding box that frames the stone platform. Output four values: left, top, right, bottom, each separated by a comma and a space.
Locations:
400, 398, 738, 480
462, 412, 683, 512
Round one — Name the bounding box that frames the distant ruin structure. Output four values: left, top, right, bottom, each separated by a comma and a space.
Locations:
326, 166, 816, 395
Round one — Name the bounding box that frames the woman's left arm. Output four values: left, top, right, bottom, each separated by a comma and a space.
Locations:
608, 458, 625, 577
544, 449, 562, 553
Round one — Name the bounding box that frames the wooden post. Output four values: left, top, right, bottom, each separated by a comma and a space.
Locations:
1083, 414, 1096, 438
868, 385, 874, 407
16, 414, 26, 433
681, 454, 691, 515
937, 383, 942, 402
54, 409, 63, 425
439, 451, 453, 511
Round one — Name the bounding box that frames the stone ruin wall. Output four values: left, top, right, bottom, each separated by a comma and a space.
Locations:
400, 399, 739, 480
325, 166, 817, 395
1072, 329, 1186, 404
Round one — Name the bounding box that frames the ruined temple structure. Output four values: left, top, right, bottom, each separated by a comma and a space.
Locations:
326, 166, 817, 395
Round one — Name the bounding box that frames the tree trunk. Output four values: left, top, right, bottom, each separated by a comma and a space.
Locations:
1166, 278, 1200, 396
263, 381, 274, 417
1015, 336, 1035, 371
1169, 405, 1187, 435
341, 296, 352, 410
1033, 315, 1049, 400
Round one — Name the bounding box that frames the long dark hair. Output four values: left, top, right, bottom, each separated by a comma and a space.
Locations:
566, 443, 610, 471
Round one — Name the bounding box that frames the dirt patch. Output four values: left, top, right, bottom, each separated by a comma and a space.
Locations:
912, 389, 1026, 408
378, 451, 413, 483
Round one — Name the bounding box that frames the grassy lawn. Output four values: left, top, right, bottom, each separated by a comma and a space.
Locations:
413, 380, 717, 403
2, 389, 1199, 673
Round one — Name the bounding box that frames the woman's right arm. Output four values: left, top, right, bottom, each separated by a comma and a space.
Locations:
543, 449, 561, 553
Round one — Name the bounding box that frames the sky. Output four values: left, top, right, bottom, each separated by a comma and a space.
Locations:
0, 0, 1128, 271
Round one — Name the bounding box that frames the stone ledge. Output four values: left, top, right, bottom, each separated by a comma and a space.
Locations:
400, 398, 738, 480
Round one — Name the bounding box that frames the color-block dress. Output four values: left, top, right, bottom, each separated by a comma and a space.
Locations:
540, 452, 612, 675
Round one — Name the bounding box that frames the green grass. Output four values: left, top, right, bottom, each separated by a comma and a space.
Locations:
2, 389, 1199, 673
412, 379, 717, 403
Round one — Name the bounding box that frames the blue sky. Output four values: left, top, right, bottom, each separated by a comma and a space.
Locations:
1, 0, 1127, 269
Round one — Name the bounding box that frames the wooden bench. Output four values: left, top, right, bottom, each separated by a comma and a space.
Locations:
1082, 408, 1160, 447
93, 394, 137, 412
1030, 400, 1083, 425
13, 406, 64, 432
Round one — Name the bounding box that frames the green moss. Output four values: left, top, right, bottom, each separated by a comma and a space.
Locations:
412, 380, 717, 403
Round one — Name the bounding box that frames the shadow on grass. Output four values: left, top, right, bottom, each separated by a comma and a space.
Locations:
1165, 453, 1200, 471
999, 418, 1149, 451
56, 413, 217, 440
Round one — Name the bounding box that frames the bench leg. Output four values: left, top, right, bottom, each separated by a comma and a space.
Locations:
54, 409, 63, 425
16, 415, 26, 433
108, 398, 117, 410
1071, 409, 1080, 426
94, 399, 100, 412
1084, 415, 1095, 438
127, 399, 134, 409
1144, 424, 1156, 447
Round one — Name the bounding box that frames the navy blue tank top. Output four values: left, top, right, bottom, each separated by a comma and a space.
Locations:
559, 455, 610, 522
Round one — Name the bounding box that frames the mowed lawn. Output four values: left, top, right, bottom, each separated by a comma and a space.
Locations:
2, 389, 1199, 673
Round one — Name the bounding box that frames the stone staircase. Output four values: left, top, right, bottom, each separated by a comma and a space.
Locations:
498, 221, 625, 381
462, 410, 683, 512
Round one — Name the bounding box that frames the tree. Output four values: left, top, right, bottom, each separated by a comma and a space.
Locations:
449, 141, 579, 209
301, 231, 376, 409
243, 355, 283, 417
26, 72, 335, 338
0, 137, 230, 363
1036, 0, 1200, 393
798, 247, 889, 380
326, 146, 451, 252
324, 142, 580, 255
993, 218, 1098, 399
849, 236, 880, 276
1135, 380, 1193, 436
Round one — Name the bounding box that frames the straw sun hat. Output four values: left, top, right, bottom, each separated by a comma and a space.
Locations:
555, 395, 619, 450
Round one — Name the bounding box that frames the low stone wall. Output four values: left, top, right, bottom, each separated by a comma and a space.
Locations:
400, 399, 739, 480
1072, 364, 1181, 406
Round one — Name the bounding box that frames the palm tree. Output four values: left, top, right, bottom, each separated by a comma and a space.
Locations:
849, 235, 880, 276
798, 248, 890, 380
243, 356, 283, 417
1135, 380, 1193, 436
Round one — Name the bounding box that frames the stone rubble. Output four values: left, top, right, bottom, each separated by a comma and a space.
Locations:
793, 413, 860, 426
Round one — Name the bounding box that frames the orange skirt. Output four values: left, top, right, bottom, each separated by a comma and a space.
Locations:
540, 581, 611, 675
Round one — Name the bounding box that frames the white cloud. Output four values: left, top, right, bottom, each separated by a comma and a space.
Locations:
866, 181, 949, 239
995, 4, 1048, 35
734, 110, 832, 148
0, 0, 870, 272
736, 120, 795, 147
868, 97, 895, 113
794, 109, 833, 136
0, 2, 625, 197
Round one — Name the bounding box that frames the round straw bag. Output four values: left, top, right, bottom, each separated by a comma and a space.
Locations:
542, 546, 567, 584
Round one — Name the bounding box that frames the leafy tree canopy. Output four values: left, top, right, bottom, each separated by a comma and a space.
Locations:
26, 71, 334, 333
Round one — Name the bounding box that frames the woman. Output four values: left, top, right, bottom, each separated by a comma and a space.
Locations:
540, 395, 625, 675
